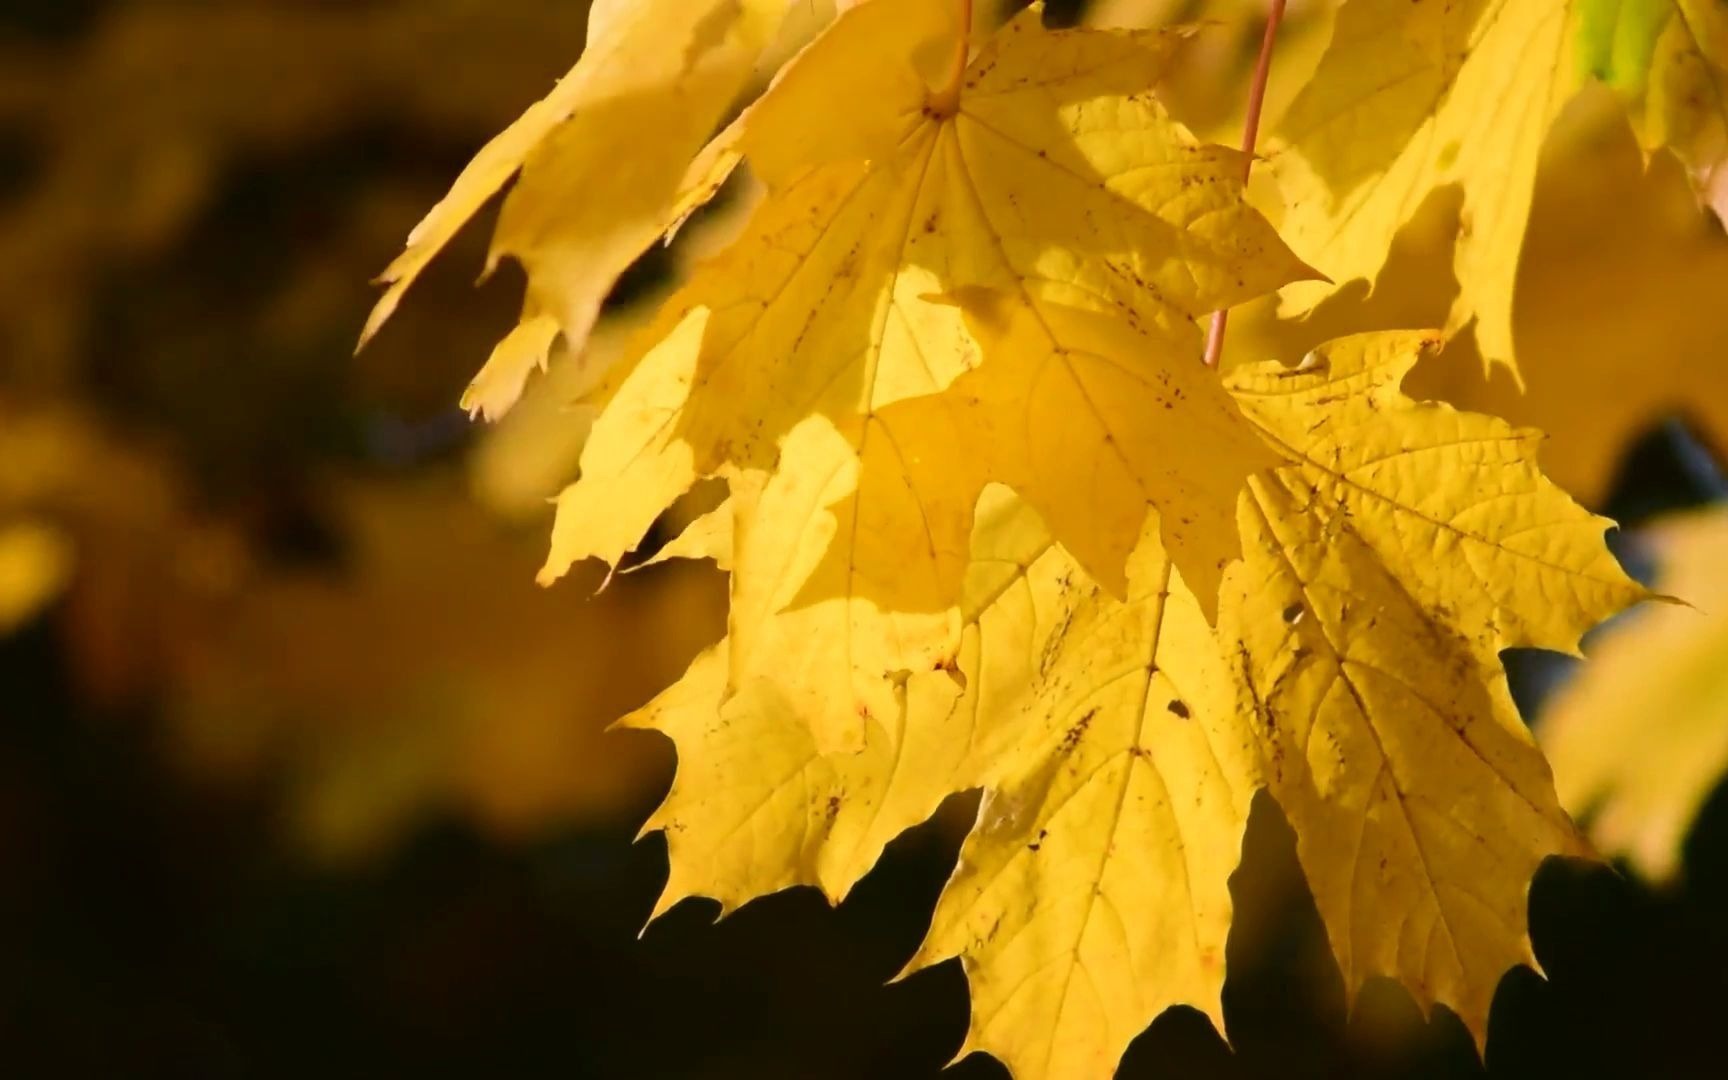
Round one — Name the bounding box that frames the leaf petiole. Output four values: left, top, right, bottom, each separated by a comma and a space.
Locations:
1203, 0, 1288, 369
928, 0, 974, 117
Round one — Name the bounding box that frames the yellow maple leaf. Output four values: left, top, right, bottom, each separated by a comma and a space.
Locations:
360, 0, 790, 419
1271, 0, 1584, 370
343, 2, 1662, 1071
1227, 331, 1645, 659
1543, 508, 1728, 882
623, 484, 1053, 914
1271, 0, 1728, 369
619, 334, 1644, 1078
1578, 0, 1728, 212
1445, 91, 1728, 505
1227, 472, 1583, 1044
540, 1, 1305, 583
540, 3, 1306, 749
1231, 88, 1728, 509
906, 513, 1255, 1080
1269, 0, 1726, 373
632, 502, 735, 574
1222, 331, 1645, 1044
880, 288, 1285, 615
632, 487, 1262, 1078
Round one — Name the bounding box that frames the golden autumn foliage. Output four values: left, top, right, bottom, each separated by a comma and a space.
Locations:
1231, 82, 1728, 507
1270, 0, 1727, 372
8, 0, 1724, 1076
353, 1, 1728, 1076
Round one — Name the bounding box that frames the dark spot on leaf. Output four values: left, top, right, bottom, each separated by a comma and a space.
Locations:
1060, 708, 1097, 752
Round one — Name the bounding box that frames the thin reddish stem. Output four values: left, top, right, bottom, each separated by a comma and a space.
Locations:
929, 0, 974, 117
1203, 0, 1288, 369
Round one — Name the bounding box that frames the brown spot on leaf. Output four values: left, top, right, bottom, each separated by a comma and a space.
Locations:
1060, 708, 1097, 752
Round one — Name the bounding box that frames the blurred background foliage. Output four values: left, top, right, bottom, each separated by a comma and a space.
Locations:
1, 0, 1725, 1076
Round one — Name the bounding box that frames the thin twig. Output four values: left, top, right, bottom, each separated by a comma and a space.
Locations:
1203, 0, 1288, 369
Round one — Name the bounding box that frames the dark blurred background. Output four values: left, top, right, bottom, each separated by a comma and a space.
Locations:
3, 1, 1727, 1077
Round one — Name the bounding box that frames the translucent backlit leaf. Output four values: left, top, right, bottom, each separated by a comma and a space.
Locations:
1544, 508, 1728, 881
1222, 332, 1644, 1042
543, 3, 1305, 750
1271, 0, 1727, 369
1271, 0, 1580, 369
361, 0, 790, 416
908, 516, 1255, 1080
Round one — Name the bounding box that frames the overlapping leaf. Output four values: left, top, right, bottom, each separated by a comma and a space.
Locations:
905, 515, 1255, 1080
1271, 0, 1581, 369
1242, 95, 1728, 508
882, 289, 1283, 613
361, 0, 790, 419
1543, 508, 1728, 882
1225, 332, 1644, 660
623, 485, 1053, 914
1222, 333, 1644, 1041
633, 483, 1261, 1079
1271, 0, 1728, 371
1579, 0, 1728, 205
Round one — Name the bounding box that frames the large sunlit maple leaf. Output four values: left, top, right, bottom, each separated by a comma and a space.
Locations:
1222, 331, 1646, 1042
904, 513, 1255, 1080
542, 2, 1305, 583
541, 2, 1307, 750
620, 327, 1644, 1075
632, 485, 1260, 1079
